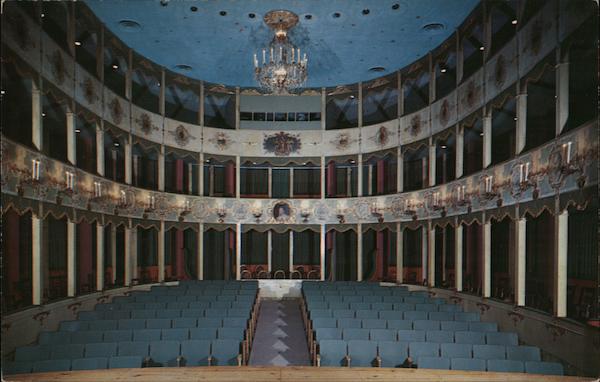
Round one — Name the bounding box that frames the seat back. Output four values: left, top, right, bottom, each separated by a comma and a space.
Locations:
180, 340, 211, 366
347, 340, 377, 367
150, 340, 180, 366
377, 341, 408, 368
418, 356, 450, 369
318, 340, 347, 367
211, 339, 240, 366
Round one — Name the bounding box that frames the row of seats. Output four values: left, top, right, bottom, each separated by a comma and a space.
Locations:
315, 329, 516, 345
317, 340, 562, 375
310, 310, 480, 322
306, 301, 460, 311
312, 318, 496, 332
104, 296, 255, 307
80, 308, 250, 321
40, 327, 246, 345
59, 317, 248, 332
303, 282, 408, 290
304, 296, 441, 304
117, 289, 257, 300
7, 339, 242, 373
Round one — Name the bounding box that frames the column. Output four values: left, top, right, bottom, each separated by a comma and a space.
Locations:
235, 156, 241, 198
67, 220, 76, 297
357, 82, 363, 127
397, 71, 404, 117
289, 168, 294, 198
456, 30, 463, 84
429, 140, 436, 186
124, 225, 132, 286
321, 88, 326, 131
396, 224, 403, 284
66, 111, 76, 165
158, 221, 165, 282
111, 225, 117, 285
32, 84, 42, 150
515, 93, 527, 154
483, 114, 492, 168
197, 223, 204, 280
357, 224, 363, 281
421, 226, 428, 284
428, 222, 435, 287
357, 154, 363, 197
289, 231, 294, 275
131, 226, 138, 282
158, 145, 165, 191
320, 156, 325, 198
159, 69, 165, 116
96, 224, 104, 291
267, 230, 273, 273
268, 168, 273, 198
455, 125, 464, 178
554, 210, 568, 317
441, 227, 447, 283
367, 164, 373, 196
96, 123, 105, 176
455, 223, 463, 291
199, 82, 205, 126
397, 147, 403, 192
515, 218, 526, 306
32, 215, 43, 305
235, 223, 241, 280
198, 153, 204, 196
235, 87, 240, 130
483, 220, 491, 298
555, 61, 569, 136
320, 224, 326, 281
125, 136, 132, 184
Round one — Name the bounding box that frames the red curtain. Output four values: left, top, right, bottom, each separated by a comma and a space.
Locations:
225, 162, 235, 196
175, 159, 184, 193
376, 159, 385, 194
327, 161, 336, 197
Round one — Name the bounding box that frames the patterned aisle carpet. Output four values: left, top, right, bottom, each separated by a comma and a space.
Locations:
248, 299, 311, 366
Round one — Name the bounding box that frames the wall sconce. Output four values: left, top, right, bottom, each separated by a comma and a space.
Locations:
250, 203, 261, 223
179, 199, 192, 220
301, 208, 311, 223
370, 202, 384, 223
31, 159, 41, 181
403, 199, 416, 218
336, 203, 347, 224
145, 195, 156, 212
65, 171, 75, 190
216, 206, 227, 223
118, 190, 127, 208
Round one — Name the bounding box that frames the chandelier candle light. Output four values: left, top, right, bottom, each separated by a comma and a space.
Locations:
254, 10, 307, 94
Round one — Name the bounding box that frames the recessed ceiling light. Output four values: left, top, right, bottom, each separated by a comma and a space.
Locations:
369, 66, 386, 72
42, 112, 46, 117
479, 46, 485, 51
112, 64, 119, 70
248, 13, 256, 18
362, 9, 370, 15
349, 95, 355, 99
514, 117, 518, 121
219, 10, 227, 16
305, 14, 312, 20
441, 145, 447, 149
114, 142, 120, 147
392, 3, 400, 10
174, 64, 193, 71
74, 41, 82, 46
479, 132, 484, 136
40, 13, 45, 18
512, 19, 518, 25
440, 67, 447, 73
333, 12, 341, 18
118, 19, 142, 31
190, 6, 198, 12
75, 129, 81, 133
0, 90, 5, 95
160, 0, 168, 6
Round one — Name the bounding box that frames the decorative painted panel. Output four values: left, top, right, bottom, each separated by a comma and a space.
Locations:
74, 66, 103, 117
41, 33, 75, 97
2, 5, 41, 72
164, 118, 202, 152
485, 38, 518, 103
360, 120, 399, 153
131, 103, 163, 144
323, 128, 361, 155
457, 69, 484, 120
103, 88, 130, 132
400, 107, 431, 145
431, 92, 457, 135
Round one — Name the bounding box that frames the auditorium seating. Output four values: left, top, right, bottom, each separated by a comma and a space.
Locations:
303, 282, 564, 375
4, 281, 258, 375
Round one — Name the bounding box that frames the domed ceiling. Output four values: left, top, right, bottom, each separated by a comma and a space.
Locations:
84, 0, 479, 88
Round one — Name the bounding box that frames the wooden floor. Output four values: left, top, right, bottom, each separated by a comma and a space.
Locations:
4, 366, 594, 382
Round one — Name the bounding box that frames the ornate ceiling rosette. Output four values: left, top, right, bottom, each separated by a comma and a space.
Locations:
136, 113, 159, 135
263, 131, 301, 156
169, 125, 196, 147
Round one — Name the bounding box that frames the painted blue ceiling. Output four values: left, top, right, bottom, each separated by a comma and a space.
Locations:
84, 0, 479, 88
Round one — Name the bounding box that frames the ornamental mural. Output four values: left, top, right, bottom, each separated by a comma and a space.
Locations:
169, 125, 196, 147
7, 12, 33, 51
109, 98, 123, 125
136, 113, 159, 136
371, 126, 390, 147
81, 77, 97, 105
50, 50, 65, 85
263, 131, 301, 156
208, 132, 233, 151
331, 133, 355, 151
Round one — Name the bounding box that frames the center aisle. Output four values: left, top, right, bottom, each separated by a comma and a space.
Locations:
248, 299, 311, 366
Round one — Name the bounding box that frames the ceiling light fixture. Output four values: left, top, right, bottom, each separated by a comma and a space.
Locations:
511, 19, 518, 25
479, 46, 485, 51
74, 41, 82, 46
112, 63, 119, 70
75, 129, 81, 133
253, 10, 308, 94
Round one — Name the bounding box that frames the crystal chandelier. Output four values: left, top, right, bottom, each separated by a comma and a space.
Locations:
253, 10, 307, 94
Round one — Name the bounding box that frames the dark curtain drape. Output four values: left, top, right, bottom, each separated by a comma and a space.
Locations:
293, 230, 320, 265
525, 210, 555, 314
272, 232, 289, 274
403, 227, 423, 284
335, 230, 357, 281
203, 229, 226, 280
241, 230, 268, 265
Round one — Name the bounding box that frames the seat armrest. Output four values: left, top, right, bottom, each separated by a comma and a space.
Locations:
316, 354, 321, 367
237, 354, 243, 367
375, 356, 382, 367
345, 355, 351, 367
207, 355, 213, 366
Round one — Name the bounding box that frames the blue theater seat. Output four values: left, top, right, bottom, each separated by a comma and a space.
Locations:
377, 341, 409, 367
486, 332, 518, 346
451, 357, 486, 371
312, 317, 337, 329
172, 317, 197, 329
506, 346, 541, 362
210, 339, 241, 366
487, 359, 524, 372
469, 322, 497, 332
103, 330, 132, 343
338, 318, 362, 328
441, 321, 468, 331
398, 329, 425, 342
347, 340, 377, 367
117, 341, 150, 357
108, 355, 143, 369
71, 331, 104, 344
33, 359, 71, 372
386, 319, 413, 330
425, 330, 454, 343
38, 331, 71, 345
343, 328, 370, 340
133, 329, 161, 341
369, 329, 397, 341
315, 328, 343, 341
318, 340, 347, 367
418, 356, 450, 369
51, 344, 85, 359
409, 342, 440, 358
180, 340, 211, 366
85, 342, 118, 358
72, 357, 108, 370
356, 310, 379, 319
190, 328, 217, 340
150, 340, 180, 367
15, 345, 51, 362
473, 344, 506, 360
440, 343, 472, 358
362, 319, 386, 329
162, 328, 190, 341
217, 327, 245, 341
455, 331, 485, 345
524, 361, 564, 375
413, 320, 440, 331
